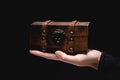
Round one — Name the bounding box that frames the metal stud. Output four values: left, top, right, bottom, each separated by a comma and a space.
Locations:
42, 37, 45, 40
70, 37, 73, 41
70, 31, 73, 34
70, 48, 73, 51
43, 30, 46, 33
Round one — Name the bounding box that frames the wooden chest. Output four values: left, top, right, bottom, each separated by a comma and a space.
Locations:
30, 20, 90, 54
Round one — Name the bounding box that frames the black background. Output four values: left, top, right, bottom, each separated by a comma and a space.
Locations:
2, 1, 120, 80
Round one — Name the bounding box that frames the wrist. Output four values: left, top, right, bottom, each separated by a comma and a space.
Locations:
88, 50, 102, 70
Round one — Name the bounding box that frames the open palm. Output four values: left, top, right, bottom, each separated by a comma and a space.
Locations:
29, 50, 101, 70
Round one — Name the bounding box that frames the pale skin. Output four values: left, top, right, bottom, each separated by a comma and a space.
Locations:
29, 50, 102, 70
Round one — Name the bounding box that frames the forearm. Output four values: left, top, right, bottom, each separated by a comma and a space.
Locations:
97, 53, 120, 79
98, 53, 120, 72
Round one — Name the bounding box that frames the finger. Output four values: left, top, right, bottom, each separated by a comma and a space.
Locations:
55, 51, 78, 63
29, 50, 59, 60
55, 51, 88, 66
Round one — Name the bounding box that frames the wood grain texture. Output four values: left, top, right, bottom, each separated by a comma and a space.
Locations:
30, 20, 90, 55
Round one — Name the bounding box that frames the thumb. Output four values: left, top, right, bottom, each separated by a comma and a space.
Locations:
55, 51, 75, 62
55, 51, 80, 66
55, 51, 67, 60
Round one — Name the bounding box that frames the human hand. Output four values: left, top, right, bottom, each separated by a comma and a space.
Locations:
29, 50, 102, 70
